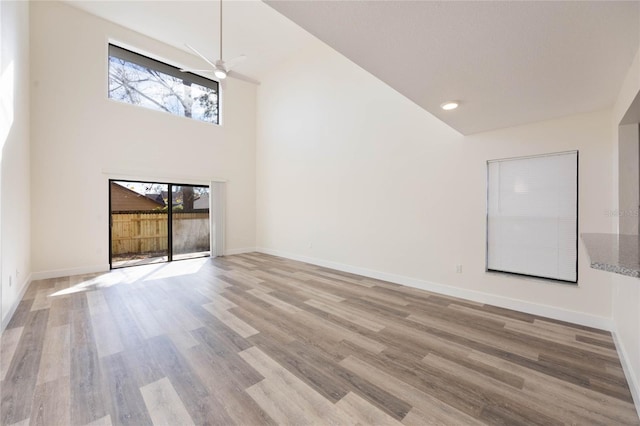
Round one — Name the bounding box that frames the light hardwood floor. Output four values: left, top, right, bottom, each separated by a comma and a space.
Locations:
1, 253, 638, 425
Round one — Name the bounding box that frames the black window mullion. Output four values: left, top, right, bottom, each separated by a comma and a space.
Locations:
168, 183, 174, 262
108, 180, 113, 269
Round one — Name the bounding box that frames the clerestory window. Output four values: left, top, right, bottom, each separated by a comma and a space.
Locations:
108, 44, 219, 124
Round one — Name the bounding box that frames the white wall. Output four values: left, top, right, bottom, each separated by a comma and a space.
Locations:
256, 40, 616, 327
612, 273, 640, 409
1, 1, 31, 328
30, 2, 256, 276
612, 45, 640, 413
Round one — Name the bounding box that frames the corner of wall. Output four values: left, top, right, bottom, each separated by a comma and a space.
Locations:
610, 42, 640, 419
612, 326, 640, 418
1, 273, 31, 332
1, 0, 31, 332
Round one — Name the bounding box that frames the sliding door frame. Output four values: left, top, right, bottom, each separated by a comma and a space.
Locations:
108, 179, 211, 269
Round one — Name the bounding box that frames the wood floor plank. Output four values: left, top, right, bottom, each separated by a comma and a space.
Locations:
0, 253, 637, 425
505, 319, 618, 359
576, 334, 617, 349
240, 346, 346, 425
5, 299, 34, 329
29, 376, 70, 426
30, 289, 53, 312
86, 415, 113, 426
407, 312, 539, 360
295, 310, 387, 354
140, 377, 195, 426
36, 324, 70, 385
536, 351, 632, 399
190, 326, 262, 389
101, 353, 153, 426
119, 343, 165, 389
469, 350, 639, 425
145, 335, 216, 425
225, 287, 385, 358
402, 406, 477, 426
275, 338, 413, 420
183, 344, 275, 426
339, 342, 493, 419
218, 273, 272, 293
125, 295, 165, 340
167, 331, 200, 352
301, 269, 375, 288
247, 288, 302, 314
245, 379, 311, 426
203, 294, 237, 310
157, 298, 205, 333
86, 291, 110, 317
297, 286, 346, 303
381, 322, 524, 389
249, 333, 350, 403
335, 391, 403, 426
345, 296, 411, 319
304, 298, 387, 332
229, 303, 297, 345
69, 308, 109, 425
0, 326, 24, 381
1, 309, 49, 425
46, 285, 73, 323
201, 301, 259, 338
340, 355, 485, 426
192, 307, 255, 354
101, 288, 145, 350
422, 353, 563, 425
90, 312, 125, 358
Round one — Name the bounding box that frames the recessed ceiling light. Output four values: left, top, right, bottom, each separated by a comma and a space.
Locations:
440, 101, 459, 111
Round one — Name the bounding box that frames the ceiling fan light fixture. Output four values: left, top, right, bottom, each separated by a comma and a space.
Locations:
440, 101, 460, 111
214, 69, 227, 80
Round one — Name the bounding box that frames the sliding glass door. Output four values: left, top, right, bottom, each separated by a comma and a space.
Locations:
172, 185, 211, 261
109, 180, 211, 269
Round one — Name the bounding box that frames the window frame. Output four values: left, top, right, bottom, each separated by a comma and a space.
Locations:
485, 150, 579, 284
107, 43, 220, 125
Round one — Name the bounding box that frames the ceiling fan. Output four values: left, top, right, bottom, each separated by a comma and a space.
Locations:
182, 0, 246, 80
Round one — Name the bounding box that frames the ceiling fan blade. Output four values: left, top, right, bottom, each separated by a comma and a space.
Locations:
180, 69, 215, 73
185, 43, 219, 70
223, 54, 247, 70
227, 70, 260, 85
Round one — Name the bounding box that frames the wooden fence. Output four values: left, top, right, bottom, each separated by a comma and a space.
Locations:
111, 212, 209, 256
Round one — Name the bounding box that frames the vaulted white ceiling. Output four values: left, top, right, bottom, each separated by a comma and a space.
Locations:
64, 0, 316, 84
65, 1, 639, 135
266, 0, 640, 134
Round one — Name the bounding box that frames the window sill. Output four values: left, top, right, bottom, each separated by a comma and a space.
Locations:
581, 233, 640, 278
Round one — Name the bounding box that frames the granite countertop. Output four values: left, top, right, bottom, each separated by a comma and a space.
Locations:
581, 233, 640, 278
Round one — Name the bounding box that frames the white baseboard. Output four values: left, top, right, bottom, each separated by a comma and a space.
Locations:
612, 329, 640, 419
1, 272, 32, 332
31, 264, 110, 281
256, 247, 612, 331
225, 247, 257, 256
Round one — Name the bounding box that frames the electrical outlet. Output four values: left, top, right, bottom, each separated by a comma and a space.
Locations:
455, 264, 463, 273
308, 242, 313, 249
9, 276, 12, 287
